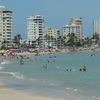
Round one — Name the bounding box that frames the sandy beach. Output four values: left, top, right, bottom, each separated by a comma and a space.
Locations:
0, 87, 64, 100
15, 52, 36, 56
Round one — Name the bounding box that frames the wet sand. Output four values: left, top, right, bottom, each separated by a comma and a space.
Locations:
0, 87, 64, 100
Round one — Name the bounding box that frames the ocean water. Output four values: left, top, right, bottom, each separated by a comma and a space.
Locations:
0, 51, 100, 100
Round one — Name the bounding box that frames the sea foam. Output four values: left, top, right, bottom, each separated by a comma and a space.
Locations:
12, 72, 25, 80
0, 71, 25, 80
49, 83, 58, 86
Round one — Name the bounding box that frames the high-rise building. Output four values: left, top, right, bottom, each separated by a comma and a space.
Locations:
44, 27, 60, 48
94, 20, 100, 35
63, 17, 84, 41
0, 5, 13, 46
27, 15, 44, 48
0, 6, 5, 42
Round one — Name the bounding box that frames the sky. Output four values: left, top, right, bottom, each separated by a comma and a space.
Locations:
0, 0, 100, 39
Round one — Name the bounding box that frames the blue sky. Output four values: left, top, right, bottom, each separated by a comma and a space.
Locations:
0, 0, 100, 38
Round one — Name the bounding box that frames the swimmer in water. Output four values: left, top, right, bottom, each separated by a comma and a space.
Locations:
20, 56, 24, 65
79, 68, 82, 71
83, 66, 86, 71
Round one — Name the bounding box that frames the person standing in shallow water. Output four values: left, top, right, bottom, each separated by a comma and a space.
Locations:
79, 66, 87, 72
20, 58, 24, 65
20, 55, 24, 65
79, 68, 82, 71
83, 66, 86, 71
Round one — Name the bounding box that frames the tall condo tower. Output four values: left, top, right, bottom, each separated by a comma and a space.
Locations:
94, 20, 100, 35
27, 15, 44, 48
63, 17, 84, 41
0, 5, 13, 46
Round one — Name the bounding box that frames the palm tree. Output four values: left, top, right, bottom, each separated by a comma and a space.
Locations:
13, 34, 22, 48
83, 37, 92, 47
1, 39, 9, 50
92, 33, 100, 44
67, 33, 77, 47
22, 40, 27, 48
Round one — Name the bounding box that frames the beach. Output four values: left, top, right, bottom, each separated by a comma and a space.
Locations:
0, 87, 64, 100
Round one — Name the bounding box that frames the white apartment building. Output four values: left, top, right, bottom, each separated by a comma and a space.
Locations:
44, 27, 60, 48
27, 15, 44, 48
63, 17, 83, 41
0, 5, 12, 46
0, 6, 5, 42
44, 28, 60, 39
94, 20, 100, 35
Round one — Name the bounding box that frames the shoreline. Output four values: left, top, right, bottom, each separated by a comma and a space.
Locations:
0, 47, 100, 57
8, 48, 97, 56
0, 86, 64, 100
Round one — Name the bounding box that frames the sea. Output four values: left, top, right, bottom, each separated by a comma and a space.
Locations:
0, 51, 100, 100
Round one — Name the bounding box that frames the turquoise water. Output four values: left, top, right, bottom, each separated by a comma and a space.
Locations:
0, 51, 100, 100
